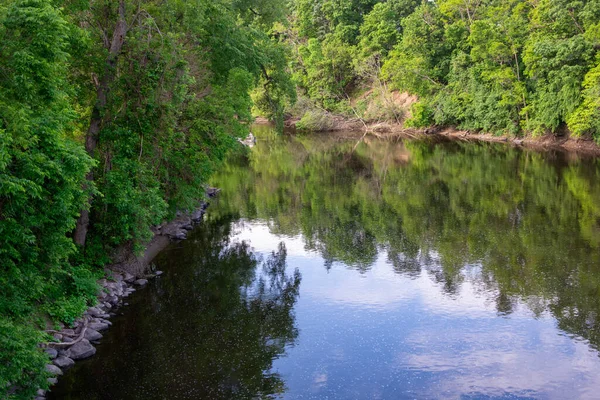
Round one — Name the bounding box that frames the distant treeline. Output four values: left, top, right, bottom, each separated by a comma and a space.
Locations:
0, 0, 293, 397
287, 0, 600, 137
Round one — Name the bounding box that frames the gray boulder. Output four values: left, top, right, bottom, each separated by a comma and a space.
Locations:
84, 328, 103, 341
65, 339, 96, 360
89, 322, 110, 331
134, 279, 148, 286
191, 209, 204, 222
45, 364, 63, 376
108, 295, 119, 305
45, 348, 58, 359
53, 356, 75, 369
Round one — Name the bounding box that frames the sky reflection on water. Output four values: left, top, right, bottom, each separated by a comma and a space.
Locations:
234, 221, 600, 400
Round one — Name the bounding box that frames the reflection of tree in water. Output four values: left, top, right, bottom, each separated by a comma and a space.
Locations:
47, 215, 301, 400
152, 216, 301, 399
212, 128, 600, 352
200, 238, 301, 399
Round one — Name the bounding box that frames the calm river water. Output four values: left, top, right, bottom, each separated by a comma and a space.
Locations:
50, 126, 600, 399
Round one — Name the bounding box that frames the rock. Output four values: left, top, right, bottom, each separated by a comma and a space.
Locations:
37, 389, 46, 396
111, 272, 124, 282
65, 339, 96, 360
89, 322, 110, 332
168, 229, 187, 240
57, 349, 68, 358
47, 378, 58, 385
134, 279, 148, 286
53, 356, 75, 369
62, 337, 73, 343
45, 364, 63, 376
45, 348, 58, 359
108, 295, 119, 305
87, 307, 104, 318
207, 187, 220, 197
123, 272, 135, 283
84, 329, 103, 341
98, 319, 112, 326
182, 223, 193, 230
191, 209, 204, 222
62, 329, 75, 336
52, 333, 62, 341
35, 397, 45, 400
155, 271, 163, 276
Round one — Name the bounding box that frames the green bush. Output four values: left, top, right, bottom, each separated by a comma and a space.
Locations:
0, 319, 50, 400
405, 102, 435, 128
296, 109, 336, 131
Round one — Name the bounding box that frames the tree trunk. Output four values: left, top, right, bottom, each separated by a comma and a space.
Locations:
74, 1, 128, 247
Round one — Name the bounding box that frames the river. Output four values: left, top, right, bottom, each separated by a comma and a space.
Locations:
49, 125, 600, 399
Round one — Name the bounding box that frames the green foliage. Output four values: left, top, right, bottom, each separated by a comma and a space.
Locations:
0, 319, 50, 399
296, 36, 356, 107
0, 3, 96, 392
291, 0, 600, 138
568, 57, 600, 138
0, 0, 297, 395
405, 101, 434, 128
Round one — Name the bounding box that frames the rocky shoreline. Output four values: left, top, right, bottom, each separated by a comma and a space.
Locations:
34, 189, 219, 400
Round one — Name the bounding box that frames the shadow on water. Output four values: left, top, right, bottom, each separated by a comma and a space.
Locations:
49, 215, 301, 400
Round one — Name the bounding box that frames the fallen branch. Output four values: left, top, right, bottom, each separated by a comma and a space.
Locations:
46, 317, 90, 348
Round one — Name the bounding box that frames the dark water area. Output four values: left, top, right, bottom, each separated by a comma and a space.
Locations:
50, 126, 600, 399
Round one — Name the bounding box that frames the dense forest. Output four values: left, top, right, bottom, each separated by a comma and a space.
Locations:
0, 0, 293, 397
2, 0, 600, 398
288, 0, 600, 137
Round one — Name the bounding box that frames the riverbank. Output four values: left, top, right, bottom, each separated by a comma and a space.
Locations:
276, 116, 600, 157
33, 190, 219, 400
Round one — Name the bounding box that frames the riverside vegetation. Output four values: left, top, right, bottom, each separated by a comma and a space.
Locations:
0, 0, 294, 398
287, 0, 600, 138
2, 0, 600, 398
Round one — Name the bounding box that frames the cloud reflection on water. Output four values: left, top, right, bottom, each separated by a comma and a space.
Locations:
234, 220, 600, 400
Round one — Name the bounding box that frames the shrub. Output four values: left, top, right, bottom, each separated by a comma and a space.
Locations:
405, 102, 435, 128
0, 319, 50, 400
296, 109, 336, 131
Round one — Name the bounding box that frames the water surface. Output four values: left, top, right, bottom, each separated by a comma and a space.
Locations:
50, 127, 600, 399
